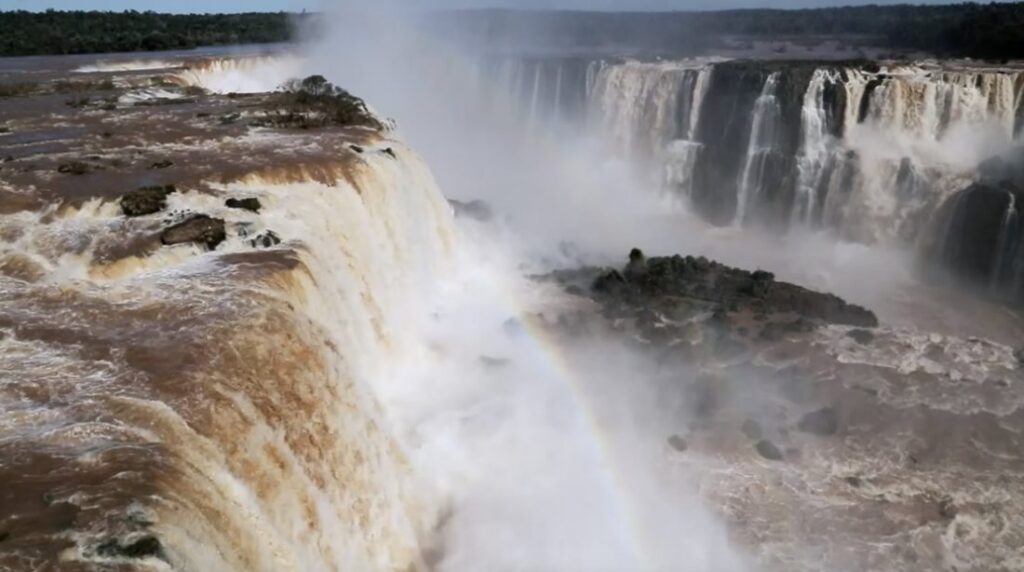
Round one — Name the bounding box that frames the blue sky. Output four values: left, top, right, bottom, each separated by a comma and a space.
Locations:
5, 0, 985, 12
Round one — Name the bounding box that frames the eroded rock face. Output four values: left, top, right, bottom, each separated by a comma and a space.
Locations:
121, 185, 176, 217
934, 181, 1024, 302
160, 214, 225, 249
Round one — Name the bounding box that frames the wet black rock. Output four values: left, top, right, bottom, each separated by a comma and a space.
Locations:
449, 199, 493, 222
96, 536, 164, 560
741, 419, 763, 440
57, 161, 98, 175
938, 498, 958, 520
797, 407, 840, 436
148, 160, 173, 170
847, 329, 875, 344
248, 230, 280, 249
226, 197, 262, 213
1016, 348, 1024, 367
667, 435, 688, 452
161, 214, 226, 249
755, 439, 784, 461
845, 476, 863, 487
382, 147, 397, 159
121, 185, 176, 217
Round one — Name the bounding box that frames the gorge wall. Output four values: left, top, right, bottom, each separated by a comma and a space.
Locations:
488, 55, 1024, 300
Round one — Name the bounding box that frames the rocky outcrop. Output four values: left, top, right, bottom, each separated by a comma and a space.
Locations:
121, 185, 176, 217
160, 214, 226, 249
588, 249, 878, 328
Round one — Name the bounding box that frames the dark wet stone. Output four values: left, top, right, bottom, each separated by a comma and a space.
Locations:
938, 498, 958, 520
226, 197, 262, 213
57, 161, 96, 175
741, 419, 762, 440
756, 439, 784, 461
845, 476, 862, 487
449, 199, 493, 222
797, 407, 839, 436
248, 230, 281, 249
161, 214, 226, 249
148, 160, 173, 170
847, 329, 876, 344
1015, 348, 1024, 367
349, 144, 364, 153
0, 531, 9, 542
121, 185, 176, 217
382, 147, 397, 159
96, 536, 164, 560
667, 435, 688, 452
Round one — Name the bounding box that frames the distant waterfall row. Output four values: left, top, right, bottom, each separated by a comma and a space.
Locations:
487, 55, 1024, 300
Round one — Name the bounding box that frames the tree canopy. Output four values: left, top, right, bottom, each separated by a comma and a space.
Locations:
0, 10, 296, 56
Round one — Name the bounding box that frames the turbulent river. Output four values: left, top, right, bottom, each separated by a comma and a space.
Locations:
2, 33, 1024, 572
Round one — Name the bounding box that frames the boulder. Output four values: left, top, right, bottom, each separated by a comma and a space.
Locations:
797, 407, 839, 436
96, 536, 163, 560
755, 439, 784, 461
161, 214, 225, 249
148, 160, 173, 170
226, 197, 262, 213
667, 435, 688, 452
248, 230, 280, 249
121, 185, 176, 217
57, 161, 97, 175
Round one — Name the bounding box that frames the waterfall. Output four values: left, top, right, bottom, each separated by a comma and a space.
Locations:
487, 55, 1024, 245
687, 67, 712, 141
991, 191, 1020, 293
0, 145, 458, 570
792, 69, 839, 226
734, 73, 782, 226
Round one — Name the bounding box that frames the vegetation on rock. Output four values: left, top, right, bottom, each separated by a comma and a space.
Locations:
252, 75, 382, 130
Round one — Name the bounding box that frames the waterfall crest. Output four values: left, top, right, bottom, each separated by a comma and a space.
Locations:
0, 144, 457, 570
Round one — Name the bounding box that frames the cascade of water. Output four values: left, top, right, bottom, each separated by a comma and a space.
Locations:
992, 191, 1020, 292
528, 62, 543, 129
687, 67, 712, 141
733, 73, 782, 226
792, 69, 840, 226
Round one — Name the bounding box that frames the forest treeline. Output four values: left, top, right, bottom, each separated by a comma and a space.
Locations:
2, 4, 1024, 60
0, 11, 297, 56
441, 3, 1024, 60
